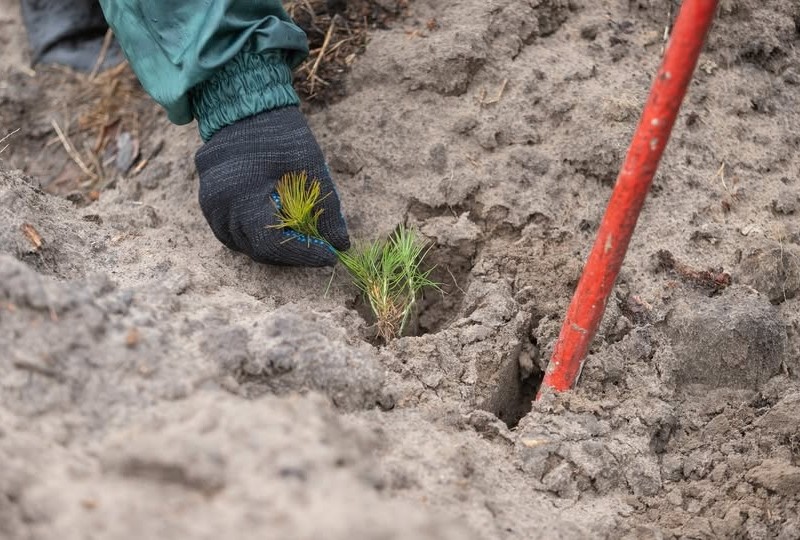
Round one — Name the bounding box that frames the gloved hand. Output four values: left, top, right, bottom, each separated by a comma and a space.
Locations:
194, 106, 350, 266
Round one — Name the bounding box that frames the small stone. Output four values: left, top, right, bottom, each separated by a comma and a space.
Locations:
476, 127, 498, 150
451, 116, 478, 134
709, 462, 728, 483
541, 462, 574, 497
740, 224, 763, 237
686, 498, 702, 514
661, 454, 683, 482
421, 370, 443, 389
719, 506, 746, 536
125, 328, 140, 348
683, 451, 713, 480
625, 457, 662, 496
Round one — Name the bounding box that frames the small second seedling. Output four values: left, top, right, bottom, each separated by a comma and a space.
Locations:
338, 226, 439, 341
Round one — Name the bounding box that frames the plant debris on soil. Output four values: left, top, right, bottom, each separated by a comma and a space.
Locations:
288, 0, 409, 103
656, 248, 732, 295
0, 59, 152, 201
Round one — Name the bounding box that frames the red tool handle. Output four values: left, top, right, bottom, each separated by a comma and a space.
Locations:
538, 0, 719, 396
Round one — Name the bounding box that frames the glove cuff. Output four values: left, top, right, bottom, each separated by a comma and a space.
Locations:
190, 51, 300, 142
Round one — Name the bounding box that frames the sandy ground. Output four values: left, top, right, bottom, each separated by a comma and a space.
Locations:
2, 0, 800, 538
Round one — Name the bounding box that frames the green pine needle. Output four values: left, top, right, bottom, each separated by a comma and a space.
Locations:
338, 226, 439, 341
270, 171, 328, 243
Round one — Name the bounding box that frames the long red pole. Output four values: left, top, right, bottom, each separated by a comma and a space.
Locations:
538, 0, 719, 397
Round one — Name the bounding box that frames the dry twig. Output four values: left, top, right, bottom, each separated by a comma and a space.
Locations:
656, 249, 731, 294
51, 119, 99, 181
89, 28, 115, 80
308, 16, 337, 95
288, 0, 407, 101
0, 128, 20, 154
20, 223, 43, 251
13, 360, 63, 381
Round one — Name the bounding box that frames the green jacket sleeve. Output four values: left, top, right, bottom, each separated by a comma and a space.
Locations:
98, 0, 309, 140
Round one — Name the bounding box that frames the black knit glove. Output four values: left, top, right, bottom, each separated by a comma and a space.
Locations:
194, 106, 350, 266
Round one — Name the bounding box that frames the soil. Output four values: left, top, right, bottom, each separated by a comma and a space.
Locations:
2, 0, 800, 538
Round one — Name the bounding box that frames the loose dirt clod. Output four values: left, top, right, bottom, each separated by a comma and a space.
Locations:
0, 127, 20, 154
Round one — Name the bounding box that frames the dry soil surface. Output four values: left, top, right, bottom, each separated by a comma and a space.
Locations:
2, 0, 800, 538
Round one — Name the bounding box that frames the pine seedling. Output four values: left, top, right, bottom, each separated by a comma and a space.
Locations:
338, 226, 439, 341
267, 171, 439, 340
386, 226, 439, 332
270, 171, 328, 243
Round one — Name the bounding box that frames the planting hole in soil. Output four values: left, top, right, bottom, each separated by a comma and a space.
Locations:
415, 242, 472, 336
487, 338, 544, 429
345, 231, 475, 342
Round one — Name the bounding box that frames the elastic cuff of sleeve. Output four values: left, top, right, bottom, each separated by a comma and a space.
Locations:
190, 51, 300, 142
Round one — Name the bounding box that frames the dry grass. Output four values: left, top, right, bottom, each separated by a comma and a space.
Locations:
287, 0, 407, 101
45, 58, 146, 192
0, 128, 20, 155
43, 2, 406, 192
76, 60, 142, 156
711, 162, 741, 212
